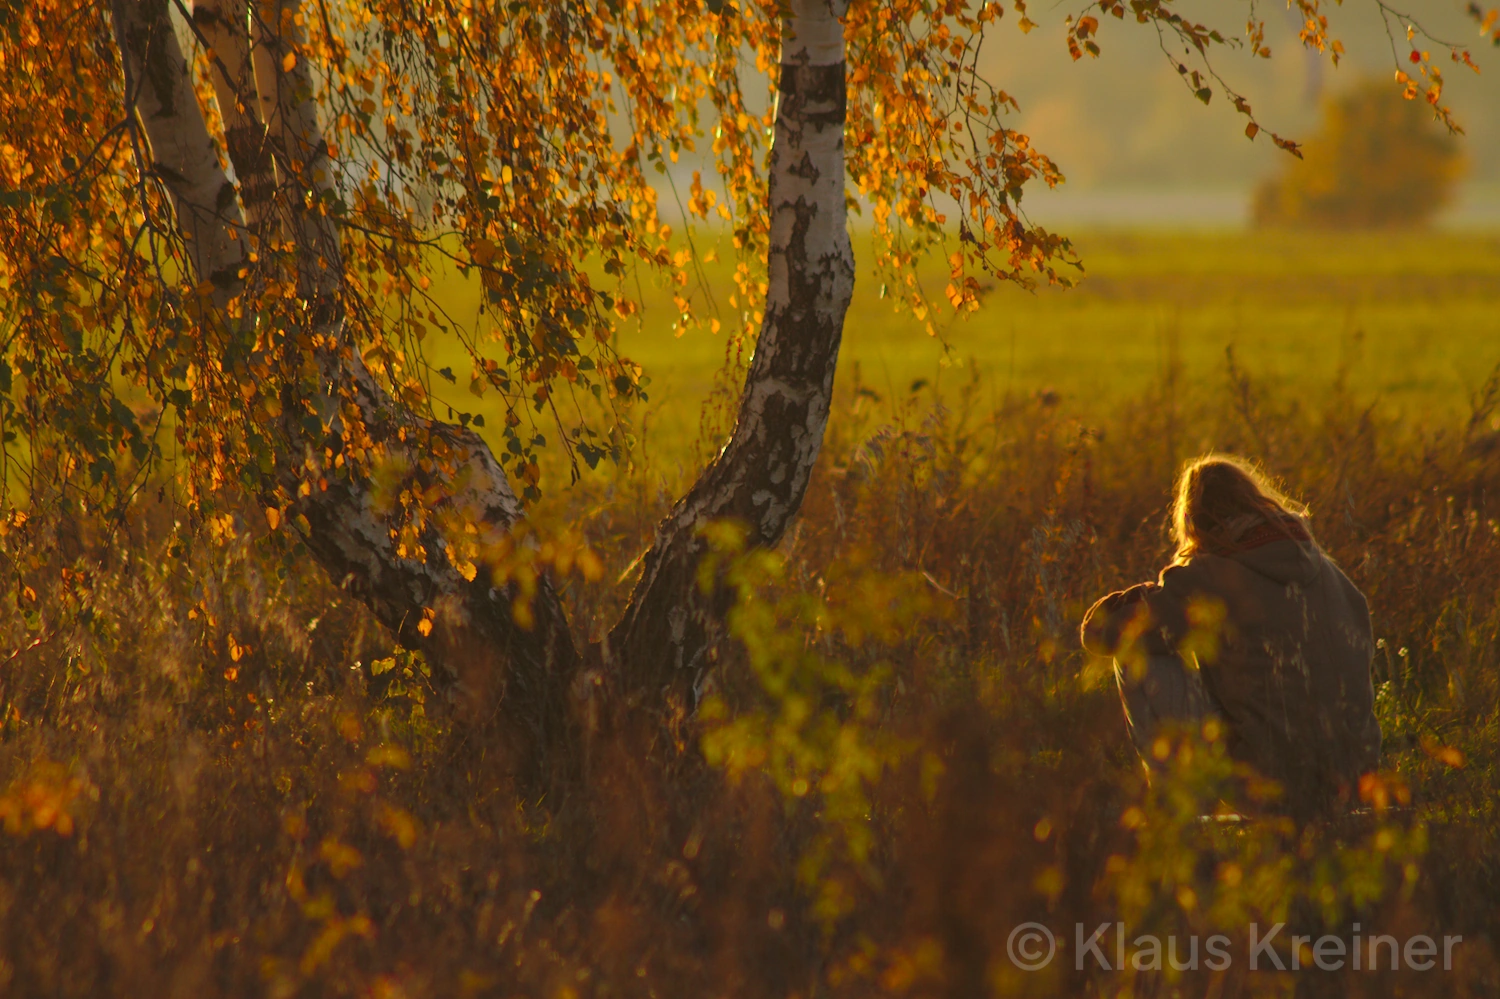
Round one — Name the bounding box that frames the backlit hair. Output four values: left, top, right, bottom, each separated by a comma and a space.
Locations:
1171, 454, 1310, 560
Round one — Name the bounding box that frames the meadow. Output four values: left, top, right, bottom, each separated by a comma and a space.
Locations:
2, 230, 1499, 997
419, 229, 1500, 466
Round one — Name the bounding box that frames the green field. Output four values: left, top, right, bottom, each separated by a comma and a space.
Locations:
423, 230, 1500, 461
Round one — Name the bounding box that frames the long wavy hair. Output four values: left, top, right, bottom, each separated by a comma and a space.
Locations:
1171, 454, 1311, 560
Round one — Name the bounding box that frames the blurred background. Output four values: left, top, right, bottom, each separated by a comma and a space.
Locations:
978, 1, 1500, 229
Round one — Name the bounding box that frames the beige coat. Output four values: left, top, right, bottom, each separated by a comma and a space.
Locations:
1083, 537, 1381, 813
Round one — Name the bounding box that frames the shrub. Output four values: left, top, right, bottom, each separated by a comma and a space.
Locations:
1253, 79, 1465, 229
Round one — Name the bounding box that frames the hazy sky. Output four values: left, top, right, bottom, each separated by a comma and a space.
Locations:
982, 1, 1500, 192
638, 3, 1500, 227
171, 2, 1497, 227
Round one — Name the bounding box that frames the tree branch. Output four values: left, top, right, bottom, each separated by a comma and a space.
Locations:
111, 0, 585, 790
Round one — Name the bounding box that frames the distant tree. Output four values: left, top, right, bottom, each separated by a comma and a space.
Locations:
1253, 78, 1466, 229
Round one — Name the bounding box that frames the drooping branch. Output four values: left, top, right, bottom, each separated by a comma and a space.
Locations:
114, 0, 858, 779
110, 0, 583, 787
608, 0, 854, 706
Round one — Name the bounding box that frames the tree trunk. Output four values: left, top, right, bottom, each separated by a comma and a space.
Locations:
608, 0, 853, 708
110, 0, 854, 785
112, 0, 248, 303
189, 0, 278, 227
112, 0, 583, 790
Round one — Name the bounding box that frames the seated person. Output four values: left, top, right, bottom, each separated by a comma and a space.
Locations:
1081, 454, 1381, 818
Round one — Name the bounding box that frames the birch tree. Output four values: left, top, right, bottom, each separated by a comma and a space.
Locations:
0, 0, 1488, 787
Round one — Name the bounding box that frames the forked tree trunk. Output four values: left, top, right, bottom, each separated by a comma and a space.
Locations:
110, 0, 852, 786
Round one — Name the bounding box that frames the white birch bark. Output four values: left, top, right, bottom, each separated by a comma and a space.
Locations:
249, 0, 341, 300
112, 0, 581, 788
190, 0, 279, 227
234, 0, 537, 602
114, 0, 860, 780
112, 0, 247, 300
609, 0, 854, 703
238, 0, 584, 772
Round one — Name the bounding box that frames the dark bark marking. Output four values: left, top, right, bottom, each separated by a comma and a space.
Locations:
225, 123, 276, 207
777, 62, 845, 128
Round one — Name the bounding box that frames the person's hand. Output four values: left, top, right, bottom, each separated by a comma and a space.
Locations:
1102, 582, 1154, 611
1081, 582, 1156, 656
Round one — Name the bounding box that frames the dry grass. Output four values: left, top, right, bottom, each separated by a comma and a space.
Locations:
1, 352, 1498, 997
